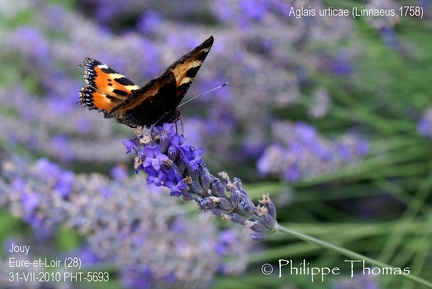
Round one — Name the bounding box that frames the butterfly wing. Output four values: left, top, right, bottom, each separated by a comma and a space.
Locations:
78, 58, 140, 116
109, 36, 214, 127
169, 36, 214, 100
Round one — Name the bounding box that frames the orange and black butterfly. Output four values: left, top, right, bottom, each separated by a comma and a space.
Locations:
78, 36, 214, 128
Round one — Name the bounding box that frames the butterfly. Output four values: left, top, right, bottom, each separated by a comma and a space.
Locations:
78, 36, 214, 128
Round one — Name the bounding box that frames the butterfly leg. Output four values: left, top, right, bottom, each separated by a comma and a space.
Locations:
174, 118, 185, 135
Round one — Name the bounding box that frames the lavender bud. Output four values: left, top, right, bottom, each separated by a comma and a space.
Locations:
261, 213, 276, 229
182, 191, 198, 201
176, 149, 186, 172
169, 162, 182, 176
197, 197, 215, 210
250, 232, 269, 241
210, 208, 225, 216
259, 194, 277, 219
233, 177, 243, 189
210, 179, 225, 198
159, 160, 171, 172
249, 221, 269, 233
229, 189, 240, 208
167, 146, 177, 162
150, 126, 160, 141
266, 200, 277, 219
190, 181, 204, 195
239, 194, 255, 215
235, 180, 249, 199
199, 165, 210, 191
159, 132, 169, 153
215, 198, 233, 211
230, 213, 248, 225
185, 162, 200, 180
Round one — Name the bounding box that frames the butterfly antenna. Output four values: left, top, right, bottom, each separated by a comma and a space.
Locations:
178, 82, 228, 108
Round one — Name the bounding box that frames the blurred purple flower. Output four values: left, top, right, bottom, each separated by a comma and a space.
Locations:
110, 165, 128, 181
239, 0, 268, 20
214, 230, 236, 255
13, 26, 50, 63
121, 266, 153, 289
137, 11, 162, 34
34, 158, 74, 197
331, 51, 353, 75
55, 171, 74, 197
1, 155, 252, 287
417, 0, 430, 9
380, 27, 398, 48
50, 134, 75, 162
74, 117, 92, 134
417, 107, 432, 138
258, 121, 369, 182
21, 190, 39, 214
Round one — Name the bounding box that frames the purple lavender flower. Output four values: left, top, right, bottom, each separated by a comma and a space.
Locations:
124, 124, 278, 240
122, 139, 138, 154
142, 145, 168, 170
161, 169, 187, 196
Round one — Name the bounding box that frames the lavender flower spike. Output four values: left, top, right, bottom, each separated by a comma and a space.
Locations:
125, 123, 278, 240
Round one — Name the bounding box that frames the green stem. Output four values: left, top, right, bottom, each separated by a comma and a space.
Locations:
275, 223, 432, 288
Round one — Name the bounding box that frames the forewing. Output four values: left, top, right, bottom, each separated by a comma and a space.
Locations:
78, 58, 140, 113
168, 36, 214, 100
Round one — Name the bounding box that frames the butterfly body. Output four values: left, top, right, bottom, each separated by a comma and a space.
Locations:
78, 36, 214, 128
